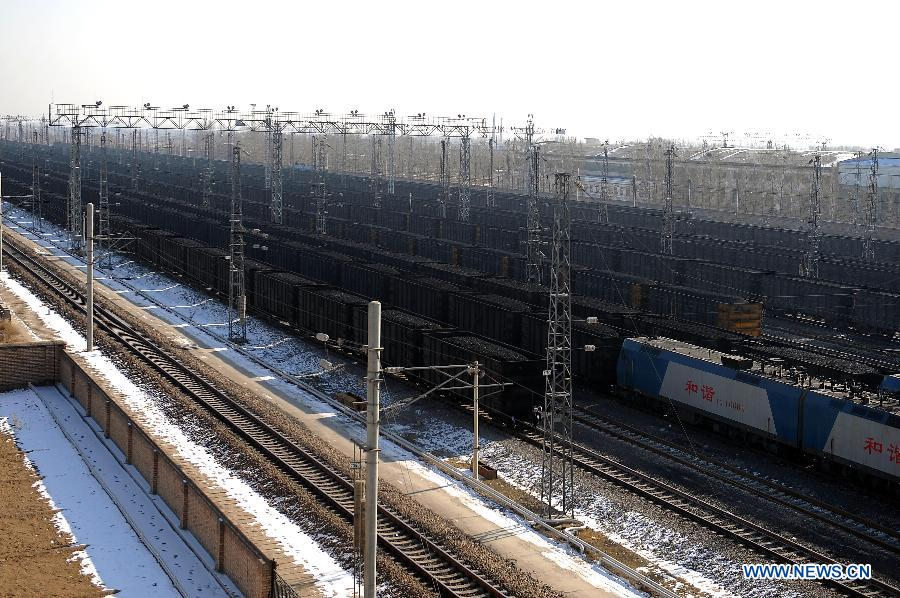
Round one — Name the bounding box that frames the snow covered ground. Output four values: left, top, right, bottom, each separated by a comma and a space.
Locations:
1, 208, 756, 596
0, 386, 229, 596
0, 262, 355, 596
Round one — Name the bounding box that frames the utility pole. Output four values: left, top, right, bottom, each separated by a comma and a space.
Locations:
541, 173, 574, 519
85, 202, 94, 352
382, 361, 508, 484
364, 300, 382, 598
470, 361, 481, 480
863, 148, 878, 262
801, 154, 822, 278
661, 145, 676, 255
439, 137, 449, 218
458, 132, 471, 222
228, 143, 246, 342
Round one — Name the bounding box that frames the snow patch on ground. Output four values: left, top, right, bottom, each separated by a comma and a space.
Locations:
0, 389, 178, 595
0, 269, 355, 598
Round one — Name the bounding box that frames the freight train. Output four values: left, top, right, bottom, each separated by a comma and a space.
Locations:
617, 337, 900, 485
2, 139, 900, 336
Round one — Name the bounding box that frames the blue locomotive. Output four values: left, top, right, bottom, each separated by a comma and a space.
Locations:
617, 337, 900, 484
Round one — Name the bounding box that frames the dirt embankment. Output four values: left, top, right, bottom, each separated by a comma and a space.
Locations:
0, 422, 103, 597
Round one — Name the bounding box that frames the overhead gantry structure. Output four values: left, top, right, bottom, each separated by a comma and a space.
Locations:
47, 103, 499, 230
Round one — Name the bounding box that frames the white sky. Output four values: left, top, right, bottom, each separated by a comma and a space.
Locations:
1, 0, 898, 148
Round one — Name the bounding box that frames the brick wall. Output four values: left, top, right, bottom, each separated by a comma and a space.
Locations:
0, 341, 63, 392
59, 353, 276, 598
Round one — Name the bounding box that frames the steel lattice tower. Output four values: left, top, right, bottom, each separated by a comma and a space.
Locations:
458, 133, 471, 222
541, 173, 574, 518
439, 138, 449, 218
131, 129, 139, 190
800, 154, 822, 277
863, 149, 878, 262
31, 130, 41, 229
99, 130, 109, 258
661, 145, 676, 255
644, 141, 653, 203
596, 140, 610, 224
850, 151, 863, 224
69, 125, 83, 253
370, 135, 383, 208
264, 115, 272, 192
228, 143, 247, 342
202, 132, 214, 209
386, 112, 396, 196
526, 128, 543, 285
316, 135, 327, 235
271, 126, 283, 224
600, 140, 610, 202
487, 136, 496, 208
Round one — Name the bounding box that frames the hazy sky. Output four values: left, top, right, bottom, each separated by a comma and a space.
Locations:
1, 0, 897, 148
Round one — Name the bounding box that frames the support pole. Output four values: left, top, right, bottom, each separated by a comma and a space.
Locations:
229, 143, 246, 342
272, 126, 283, 224
364, 301, 382, 598
85, 202, 94, 352
471, 361, 480, 481
863, 149, 879, 262
439, 138, 449, 218
541, 173, 574, 518
99, 131, 109, 261
801, 154, 822, 278
458, 133, 471, 222
387, 112, 396, 196
69, 125, 83, 253
525, 116, 542, 285
316, 135, 327, 234
487, 137, 495, 208
202, 132, 214, 209
661, 145, 676, 255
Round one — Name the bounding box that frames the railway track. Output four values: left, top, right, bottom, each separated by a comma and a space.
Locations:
507, 409, 900, 597
761, 316, 900, 374
1, 237, 508, 598
572, 403, 900, 556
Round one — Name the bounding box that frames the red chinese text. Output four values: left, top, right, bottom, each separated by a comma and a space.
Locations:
864, 437, 883, 455
684, 380, 698, 394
